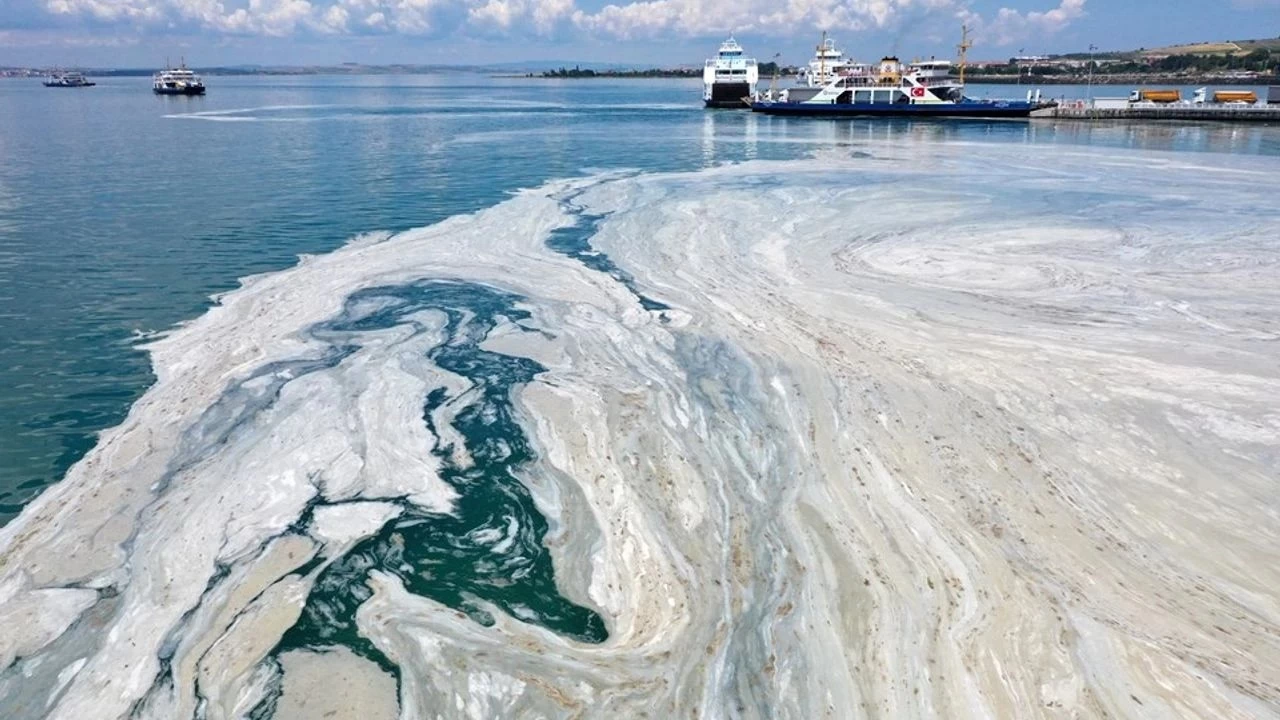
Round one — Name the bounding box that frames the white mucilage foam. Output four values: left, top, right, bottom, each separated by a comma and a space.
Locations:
1, 141, 1278, 719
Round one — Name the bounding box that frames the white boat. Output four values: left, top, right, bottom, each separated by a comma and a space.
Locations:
703, 37, 758, 109
153, 62, 206, 96
43, 71, 95, 88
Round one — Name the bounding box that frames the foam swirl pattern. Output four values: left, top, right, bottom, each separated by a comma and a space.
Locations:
1, 142, 1277, 719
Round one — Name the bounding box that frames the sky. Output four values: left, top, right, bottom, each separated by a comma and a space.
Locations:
0, 0, 1277, 67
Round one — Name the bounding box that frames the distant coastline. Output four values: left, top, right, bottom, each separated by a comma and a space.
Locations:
516, 70, 1278, 85
517, 71, 1280, 85
4, 66, 1275, 86
971, 73, 1279, 85
513, 63, 792, 79
0, 64, 461, 78
3, 49, 1276, 88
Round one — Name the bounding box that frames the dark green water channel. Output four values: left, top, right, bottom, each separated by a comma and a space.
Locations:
243, 280, 604, 716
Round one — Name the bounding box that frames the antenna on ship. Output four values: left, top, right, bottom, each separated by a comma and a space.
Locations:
818, 30, 827, 84
957, 24, 972, 85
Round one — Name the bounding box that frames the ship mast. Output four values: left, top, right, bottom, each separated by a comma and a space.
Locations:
818, 31, 827, 84
957, 25, 971, 85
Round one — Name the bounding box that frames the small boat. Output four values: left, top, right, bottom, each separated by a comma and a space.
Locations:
153, 62, 206, 96
751, 27, 1047, 119
703, 37, 759, 108
43, 71, 95, 88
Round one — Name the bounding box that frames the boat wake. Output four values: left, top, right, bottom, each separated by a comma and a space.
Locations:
2, 141, 1278, 719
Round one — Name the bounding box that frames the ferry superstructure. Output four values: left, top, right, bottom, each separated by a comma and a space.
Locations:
752, 28, 1046, 119
43, 71, 95, 88
703, 38, 758, 108
800, 34, 850, 87
153, 62, 206, 96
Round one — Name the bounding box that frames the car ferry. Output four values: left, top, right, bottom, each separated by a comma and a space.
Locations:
703, 37, 758, 108
153, 61, 206, 96
43, 71, 95, 88
752, 28, 1048, 119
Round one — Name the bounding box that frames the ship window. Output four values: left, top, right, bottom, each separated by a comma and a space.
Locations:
872, 90, 893, 104
854, 90, 872, 103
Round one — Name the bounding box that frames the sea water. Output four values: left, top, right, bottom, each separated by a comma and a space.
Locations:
1, 74, 1278, 719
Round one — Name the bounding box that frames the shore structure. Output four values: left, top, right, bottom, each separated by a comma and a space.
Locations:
1039, 95, 1280, 122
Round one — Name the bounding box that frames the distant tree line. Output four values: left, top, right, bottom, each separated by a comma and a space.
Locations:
970, 48, 1277, 77
1136, 49, 1275, 73
538, 62, 797, 79
539, 66, 700, 78
759, 61, 794, 76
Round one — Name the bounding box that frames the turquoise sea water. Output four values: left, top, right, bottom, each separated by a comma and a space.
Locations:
2, 73, 1280, 715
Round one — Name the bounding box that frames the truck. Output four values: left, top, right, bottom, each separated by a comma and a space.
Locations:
1128, 89, 1181, 104
1193, 88, 1259, 104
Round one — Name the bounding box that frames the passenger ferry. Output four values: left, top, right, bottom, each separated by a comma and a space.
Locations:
703, 38, 758, 108
43, 71, 95, 88
153, 62, 206, 96
752, 28, 1047, 119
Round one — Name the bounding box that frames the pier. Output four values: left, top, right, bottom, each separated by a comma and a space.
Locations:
1036, 102, 1280, 122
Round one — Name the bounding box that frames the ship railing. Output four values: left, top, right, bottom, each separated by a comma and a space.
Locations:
908, 76, 960, 87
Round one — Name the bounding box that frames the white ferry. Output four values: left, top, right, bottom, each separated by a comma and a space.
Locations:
153, 61, 206, 96
43, 71, 95, 88
752, 28, 1047, 119
703, 38, 758, 108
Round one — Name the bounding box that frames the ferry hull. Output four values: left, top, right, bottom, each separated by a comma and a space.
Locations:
705, 81, 752, 109
751, 101, 1038, 118
154, 86, 206, 96
43, 82, 96, 88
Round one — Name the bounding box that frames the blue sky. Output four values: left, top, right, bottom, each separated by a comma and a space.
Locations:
0, 0, 1276, 67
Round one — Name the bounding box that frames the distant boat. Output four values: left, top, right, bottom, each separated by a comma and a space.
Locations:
703, 37, 758, 109
153, 62, 206, 96
43, 71, 95, 88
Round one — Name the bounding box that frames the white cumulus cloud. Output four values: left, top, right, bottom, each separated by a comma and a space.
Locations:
571, 0, 957, 39
959, 0, 1087, 46
319, 3, 348, 30
468, 0, 572, 33
34, 0, 1088, 45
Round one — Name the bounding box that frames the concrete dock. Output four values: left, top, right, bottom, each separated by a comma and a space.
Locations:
1035, 102, 1280, 122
